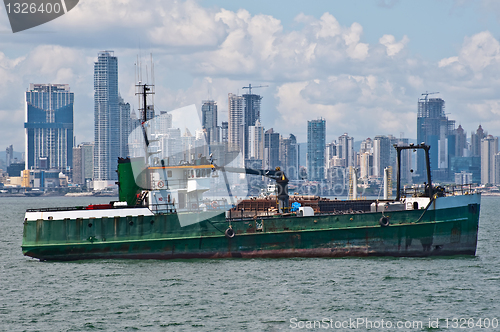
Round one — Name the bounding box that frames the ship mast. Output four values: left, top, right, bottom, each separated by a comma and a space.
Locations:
135, 82, 155, 123
135, 82, 155, 167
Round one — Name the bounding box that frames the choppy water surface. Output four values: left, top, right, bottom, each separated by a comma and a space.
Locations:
0, 196, 499, 331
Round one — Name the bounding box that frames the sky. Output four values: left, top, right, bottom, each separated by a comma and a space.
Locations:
1, 0, 500, 153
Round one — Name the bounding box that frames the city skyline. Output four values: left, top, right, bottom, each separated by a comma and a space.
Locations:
9, 80, 500, 187
1, 1, 500, 152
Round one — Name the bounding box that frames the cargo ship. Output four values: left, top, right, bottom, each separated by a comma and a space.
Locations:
22, 81, 480, 260
22, 141, 481, 261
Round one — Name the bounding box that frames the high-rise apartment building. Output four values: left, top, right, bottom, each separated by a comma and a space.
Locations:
118, 97, 131, 159
454, 125, 467, 157
358, 138, 373, 179
201, 100, 219, 144
471, 125, 485, 157
221, 122, 228, 143
373, 135, 391, 178
359, 152, 372, 179
73, 142, 94, 186
338, 133, 355, 168
25, 83, 74, 171
248, 119, 264, 160
264, 128, 280, 170
5, 145, 13, 167
481, 135, 498, 185
94, 51, 130, 182
325, 141, 337, 166
157, 111, 172, 133
243, 93, 262, 159
360, 138, 373, 154
307, 119, 326, 181
228, 93, 244, 152
280, 134, 298, 180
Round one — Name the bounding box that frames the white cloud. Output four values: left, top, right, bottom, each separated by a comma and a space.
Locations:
149, 0, 227, 47
315, 13, 342, 39
379, 34, 409, 57
344, 23, 369, 60
438, 56, 459, 67
458, 31, 500, 72
274, 75, 414, 142
407, 75, 424, 89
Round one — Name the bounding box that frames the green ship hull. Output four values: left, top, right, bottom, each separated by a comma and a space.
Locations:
22, 194, 480, 261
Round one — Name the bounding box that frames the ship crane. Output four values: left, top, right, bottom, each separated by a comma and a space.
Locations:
242, 83, 269, 95
215, 165, 289, 213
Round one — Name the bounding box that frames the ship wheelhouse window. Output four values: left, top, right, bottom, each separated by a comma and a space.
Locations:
167, 170, 172, 178
196, 169, 200, 178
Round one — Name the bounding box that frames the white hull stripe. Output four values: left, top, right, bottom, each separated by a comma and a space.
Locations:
25, 208, 154, 221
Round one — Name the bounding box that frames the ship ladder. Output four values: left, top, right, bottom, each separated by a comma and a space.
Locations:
135, 191, 148, 206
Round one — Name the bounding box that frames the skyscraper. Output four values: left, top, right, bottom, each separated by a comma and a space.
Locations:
228, 93, 244, 153
264, 128, 280, 170
243, 92, 262, 159
248, 119, 264, 161
481, 135, 498, 185
454, 125, 467, 157
373, 135, 390, 178
221, 121, 228, 143
118, 97, 131, 159
25, 83, 74, 171
338, 133, 355, 168
73, 142, 94, 186
471, 125, 485, 157
201, 100, 219, 144
360, 138, 373, 154
416, 96, 455, 180
280, 134, 298, 179
5, 145, 13, 167
94, 51, 130, 183
307, 118, 326, 181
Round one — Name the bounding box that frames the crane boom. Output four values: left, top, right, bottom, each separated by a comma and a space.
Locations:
242, 83, 269, 95
420, 91, 439, 103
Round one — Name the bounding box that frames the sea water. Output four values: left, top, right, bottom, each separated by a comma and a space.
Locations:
0, 196, 499, 331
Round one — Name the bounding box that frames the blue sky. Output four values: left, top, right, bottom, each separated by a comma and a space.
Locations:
1, 0, 500, 153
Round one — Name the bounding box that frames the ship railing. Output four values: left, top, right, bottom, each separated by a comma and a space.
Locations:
402, 183, 475, 198
443, 183, 476, 195
226, 206, 277, 221
149, 200, 230, 214
149, 202, 176, 213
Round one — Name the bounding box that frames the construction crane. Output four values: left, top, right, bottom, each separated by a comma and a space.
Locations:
420, 91, 439, 103
242, 83, 269, 95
